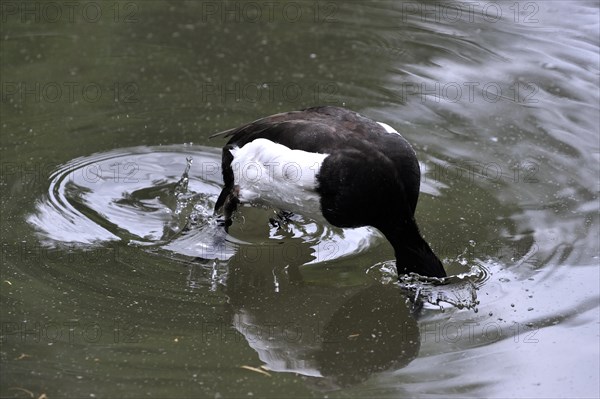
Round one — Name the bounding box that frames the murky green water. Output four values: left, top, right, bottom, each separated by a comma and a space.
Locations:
1, 1, 599, 398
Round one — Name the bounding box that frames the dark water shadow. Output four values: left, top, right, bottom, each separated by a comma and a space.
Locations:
214, 244, 422, 388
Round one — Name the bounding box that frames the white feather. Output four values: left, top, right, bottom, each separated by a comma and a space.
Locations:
230, 139, 329, 219
376, 121, 399, 134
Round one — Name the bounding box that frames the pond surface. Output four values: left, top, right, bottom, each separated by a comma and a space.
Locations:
1, 1, 599, 398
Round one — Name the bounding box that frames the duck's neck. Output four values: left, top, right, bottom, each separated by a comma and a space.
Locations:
381, 218, 446, 278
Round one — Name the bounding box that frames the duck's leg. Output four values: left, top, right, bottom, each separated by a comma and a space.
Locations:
215, 185, 240, 231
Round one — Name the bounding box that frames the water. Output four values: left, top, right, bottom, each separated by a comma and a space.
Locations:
1, 1, 598, 398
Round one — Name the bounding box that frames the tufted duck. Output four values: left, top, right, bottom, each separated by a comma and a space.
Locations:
212, 106, 446, 278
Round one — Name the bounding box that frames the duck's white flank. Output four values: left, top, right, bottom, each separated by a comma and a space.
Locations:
229, 138, 329, 218
376, 121, 399, 134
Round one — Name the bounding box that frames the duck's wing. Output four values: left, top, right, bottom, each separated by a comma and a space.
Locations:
210, 106, 389, 153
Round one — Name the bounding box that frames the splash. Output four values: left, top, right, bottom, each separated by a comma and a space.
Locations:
367, 260, 489, 311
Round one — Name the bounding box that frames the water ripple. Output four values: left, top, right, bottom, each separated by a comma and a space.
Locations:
27, 144, 382, 267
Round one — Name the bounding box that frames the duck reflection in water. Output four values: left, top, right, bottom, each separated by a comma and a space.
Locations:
189, 237, 423, 388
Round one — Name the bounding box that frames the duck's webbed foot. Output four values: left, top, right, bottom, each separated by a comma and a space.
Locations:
269, 210, 295, 230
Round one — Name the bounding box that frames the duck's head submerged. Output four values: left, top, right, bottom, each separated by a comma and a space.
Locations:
379, 219, 446, 279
